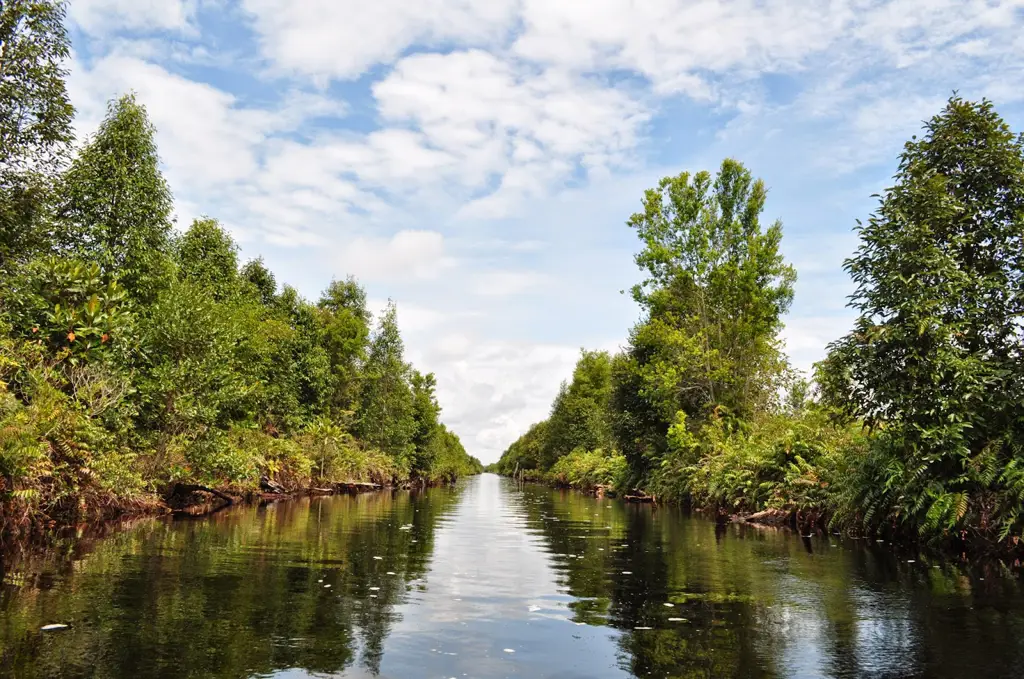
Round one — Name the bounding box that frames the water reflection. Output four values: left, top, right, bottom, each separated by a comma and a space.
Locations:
2, 475, 1024, 678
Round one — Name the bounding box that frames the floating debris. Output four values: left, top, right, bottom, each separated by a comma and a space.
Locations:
503, 648, 515, 654
621, 571, 632, 575
40, 624, 69, 631
386, 571, 396, 575
663, 603, 674, 607
373, 556, 383, 560
323, 584, 331, 588
528, 605, 541, 612
667, 618, 688, 623
634, 626, 653, 630
369, 587, 380, 591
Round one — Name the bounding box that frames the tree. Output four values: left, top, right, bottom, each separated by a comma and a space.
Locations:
240, 257, 277, 306
0, 0, 74, 266
409, 370, 440, 474
820, 97, 1024, 535
357, 302, 415, 469
613, 159, 795, 477
175, 218, 239, 301
542, 350, 614, 467
318, 278, 371, 413
57, 94, 173, 302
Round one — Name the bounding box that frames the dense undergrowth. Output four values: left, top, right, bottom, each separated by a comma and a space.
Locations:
0, 1, 481, 537
494, 97, 1024, 556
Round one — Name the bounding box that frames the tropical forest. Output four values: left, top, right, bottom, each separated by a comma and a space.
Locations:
3, 2, 1024, 679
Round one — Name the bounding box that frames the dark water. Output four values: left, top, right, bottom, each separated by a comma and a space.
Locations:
2, 474, 1024, 678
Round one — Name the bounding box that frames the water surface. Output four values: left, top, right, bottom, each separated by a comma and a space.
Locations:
2, 474, 1023, 677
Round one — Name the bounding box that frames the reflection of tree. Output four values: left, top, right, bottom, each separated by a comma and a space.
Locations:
0, 487, 463, 678
516, 485, 778, 678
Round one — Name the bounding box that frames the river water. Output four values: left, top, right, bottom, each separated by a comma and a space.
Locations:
2, 473, 1023, 678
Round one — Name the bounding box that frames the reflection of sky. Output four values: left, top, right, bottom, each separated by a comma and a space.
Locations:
370, 474, 630, 678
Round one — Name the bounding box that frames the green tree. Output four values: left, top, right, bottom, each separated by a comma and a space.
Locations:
615, 159, 795, 477
0, 0, 74, 266
357, 302, 415, 470
409, 370, 441, 474
496, 420, 549, 474
318, 277, 371, 413
175, 217, 239, 301
241, 257, 277, 305
820, 96, 1024, 538
542, 350, 614, 468
57, 94, 173, 302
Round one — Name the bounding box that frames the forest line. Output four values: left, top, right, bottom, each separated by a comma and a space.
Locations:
0, 1, 481, 537
491, 96, 1024, 555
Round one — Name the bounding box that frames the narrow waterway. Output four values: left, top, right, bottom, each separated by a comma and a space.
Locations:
2, 474, 1023, 678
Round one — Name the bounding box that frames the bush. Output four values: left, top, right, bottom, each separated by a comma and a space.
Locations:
548, 448, 628, 491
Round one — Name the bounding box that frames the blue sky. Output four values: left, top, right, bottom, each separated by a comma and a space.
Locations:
64, 0, 1024, 462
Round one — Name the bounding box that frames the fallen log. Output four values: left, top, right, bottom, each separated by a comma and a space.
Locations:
624, 493, 655, 503
334, 481, 382, 493
744, 508, 791, 526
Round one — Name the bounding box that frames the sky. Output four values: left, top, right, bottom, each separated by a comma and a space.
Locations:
64, 0, 1024, 463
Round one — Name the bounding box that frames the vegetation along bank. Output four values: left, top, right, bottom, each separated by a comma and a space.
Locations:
491, 96, 1024, 558
0, 1, 482, 538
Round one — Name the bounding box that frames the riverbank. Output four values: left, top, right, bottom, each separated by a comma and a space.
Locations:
498, 469, 1024, 561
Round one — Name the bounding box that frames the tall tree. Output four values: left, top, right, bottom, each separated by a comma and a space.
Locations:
357, 302, 415, 469
318, 277, 371, 413
542, 350, 614, 467
615, 159, 795, 475
820, 97, 1024, 522
409, 370, 441, 473
0, 0, 74, 266
57, 94, 173, 303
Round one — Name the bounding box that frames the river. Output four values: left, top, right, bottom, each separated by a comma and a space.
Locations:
2, 474, 1023, 678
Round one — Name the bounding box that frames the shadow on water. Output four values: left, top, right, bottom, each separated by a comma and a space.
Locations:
2, 475, 1024, 678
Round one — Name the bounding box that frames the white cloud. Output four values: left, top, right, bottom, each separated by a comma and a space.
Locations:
411, 337, 582, 461
240, 0, 517, 80
69, 0, 196, 35
339, 230, 456, 282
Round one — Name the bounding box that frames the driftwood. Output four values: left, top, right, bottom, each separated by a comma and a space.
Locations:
744, 508, 790, 526
260, 475, 287, 494
334, 481, 382, 493
172, 483, 233, 505
624, 493, 655, 503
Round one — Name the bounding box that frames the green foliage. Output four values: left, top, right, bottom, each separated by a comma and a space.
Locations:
357, 302, 416, 473
0, 7, 483, 534
0, 0, 74, 267
56, 93, 173, 303
175, 217, 240, 301
611, 159, 795, 479
820, 96, 1024, 544
543, 350, 614, 468
11, 256, 132, 363
548, 448, 628, 491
